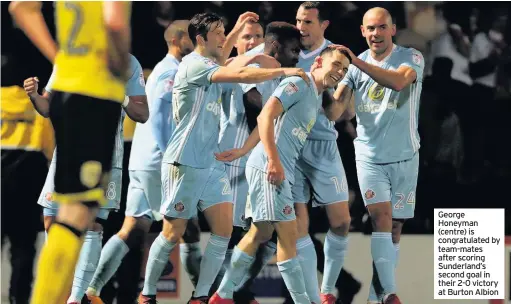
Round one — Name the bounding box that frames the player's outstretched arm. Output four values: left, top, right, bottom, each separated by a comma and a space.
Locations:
9, 2, 57, 63
211, 67, 309, 85
226, 54, 281, 69
322, 84, 353, 121
215, 127, 260, 163
103, 1, 132, 81
23, 77, 51, 117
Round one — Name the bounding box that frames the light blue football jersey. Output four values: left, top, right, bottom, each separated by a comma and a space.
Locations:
46, 54, 145, 169
218, 84, 250, 167
247, 73, 320, 184
129, 54, 179, 171
163, 52, 229, 168
340, 44, 425, 163
296, 38, 338, 141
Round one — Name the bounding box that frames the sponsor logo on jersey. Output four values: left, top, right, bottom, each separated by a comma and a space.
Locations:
206, 97, 222, 116
368, 82, 385, 102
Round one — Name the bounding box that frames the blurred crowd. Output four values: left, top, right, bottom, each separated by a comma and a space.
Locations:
2, 1, 510, 303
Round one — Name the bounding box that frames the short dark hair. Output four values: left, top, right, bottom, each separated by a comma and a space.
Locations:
264, 22, 301, 47
319, 47, 352, 64
188, 12, 223, 46
300, 2, 330, 22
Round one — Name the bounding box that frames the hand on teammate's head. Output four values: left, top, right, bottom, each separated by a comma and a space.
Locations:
233, 12, 259, 34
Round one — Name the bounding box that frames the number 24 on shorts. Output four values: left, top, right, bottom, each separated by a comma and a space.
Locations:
394, 192, 415, 210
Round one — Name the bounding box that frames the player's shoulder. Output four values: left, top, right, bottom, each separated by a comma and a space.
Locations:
395, 45, 424, 59
277, 75, 309, 95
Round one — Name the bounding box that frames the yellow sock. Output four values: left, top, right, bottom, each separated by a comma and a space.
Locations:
30, 223, 84, 304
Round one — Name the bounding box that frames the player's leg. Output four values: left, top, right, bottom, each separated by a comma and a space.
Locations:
215, 164, 244, 289
67, 210, 109, 303
292, 159, 321, 304
31, 93, 121, 304
379, 154, 419, 303
140, 164, 201, 301
87, 170, 158, 300
191, 167, 233, 301
181, 217, 203, 287
211, 167, 276, 302
356, 160, 395, 303
304, 143, 351, 303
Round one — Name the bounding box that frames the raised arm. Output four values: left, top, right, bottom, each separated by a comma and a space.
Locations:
336, 45, 422, 92
9, 1, 57, 63
103, 1, 132, 80
219, 12, 259, 65
322, 84, 354, 121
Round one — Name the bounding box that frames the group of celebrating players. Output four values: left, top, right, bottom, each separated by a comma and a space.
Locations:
9, 1, 424, 304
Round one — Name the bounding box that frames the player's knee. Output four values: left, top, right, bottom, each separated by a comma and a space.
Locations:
211, 224, 232, 239
247, 224, 273, 244
367, 203, 393, 231
90, 221, 103, 232
330, 215, 351, 235
162, 217, 188, 243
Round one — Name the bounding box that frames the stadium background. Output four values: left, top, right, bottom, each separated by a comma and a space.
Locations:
1, 1, 510, 303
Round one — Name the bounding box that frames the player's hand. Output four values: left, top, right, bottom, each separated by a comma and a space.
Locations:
282, 68, 310, 85
23, 77, 39, 97
225, 57, 235, 66
214, 148, 246, 162
329, 44, 356, 63
232, 12, 259, 34
267, 159, 285, 186
254, 54, 281, 68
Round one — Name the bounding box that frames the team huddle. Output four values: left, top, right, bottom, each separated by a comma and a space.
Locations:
11, 1, 424, 304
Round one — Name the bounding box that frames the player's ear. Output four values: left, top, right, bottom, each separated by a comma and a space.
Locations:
196, 35, 206, 46
360, 25, 365, 37
320, 20, 330, 31
391, 24, 397, 36
315, 56, 323, 68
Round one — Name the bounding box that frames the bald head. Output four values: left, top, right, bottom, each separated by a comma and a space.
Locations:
363, 7, 393, 26
360, 7, 396, 57
165, 20, 194, 59
164, 20, 190, 45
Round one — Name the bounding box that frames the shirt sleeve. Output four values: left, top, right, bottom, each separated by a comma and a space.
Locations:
271, 76, 306, 111
45, 66, 57, 93
339, 64, 357, 90
399, 48, 425, 83
125, 55, 146, 96
187, 59, 221, 87
151, 69, 177, 153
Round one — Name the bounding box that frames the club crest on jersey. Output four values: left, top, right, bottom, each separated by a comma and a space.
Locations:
139, 71, 146, 87
284, 82, 299, 95
368, 83, 385, 102
413, 53, 422, 65
283, 205, 293, 215
164, 78, 174, 92
45, 192, 54, 202
365, 189, 375, 200
174, 201, 185, 212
